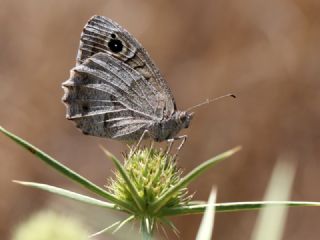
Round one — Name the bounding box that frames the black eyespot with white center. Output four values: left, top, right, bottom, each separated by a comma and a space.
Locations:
108, 34, 123, 53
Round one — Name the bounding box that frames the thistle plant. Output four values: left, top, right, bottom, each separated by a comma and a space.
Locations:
104, 147, 194, 237
1, 125, 320, 239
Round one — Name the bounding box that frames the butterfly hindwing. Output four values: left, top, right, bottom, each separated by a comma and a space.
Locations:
63, 52, 156, 140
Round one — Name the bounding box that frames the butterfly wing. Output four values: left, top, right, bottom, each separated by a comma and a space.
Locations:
63, 52, 160, 140
62, 15, 178, 140
76, 15, 176, 117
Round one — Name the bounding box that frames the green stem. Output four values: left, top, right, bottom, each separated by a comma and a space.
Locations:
141, 217, 154, 240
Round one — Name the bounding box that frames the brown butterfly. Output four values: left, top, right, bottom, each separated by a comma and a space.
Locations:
62, 15, 234, 150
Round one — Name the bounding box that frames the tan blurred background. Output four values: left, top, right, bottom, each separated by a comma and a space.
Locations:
1, 0, 320, 239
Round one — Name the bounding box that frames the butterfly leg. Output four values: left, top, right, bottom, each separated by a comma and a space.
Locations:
165, 138, 175, 155
165, 135, 187, 158
176, 135, 187, 153
171, 135, 187, 160
132, 130, 150, 154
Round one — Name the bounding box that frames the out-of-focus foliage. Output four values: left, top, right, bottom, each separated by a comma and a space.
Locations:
12, 210, 89, 240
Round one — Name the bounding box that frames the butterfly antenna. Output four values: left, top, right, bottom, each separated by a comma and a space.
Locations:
185, 93, 236, 112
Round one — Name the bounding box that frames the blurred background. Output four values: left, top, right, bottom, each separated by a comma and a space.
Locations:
1, 0, 320, 239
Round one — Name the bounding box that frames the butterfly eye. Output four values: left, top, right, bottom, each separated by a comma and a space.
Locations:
180, 114, 187, 123
108, 34, 123, 53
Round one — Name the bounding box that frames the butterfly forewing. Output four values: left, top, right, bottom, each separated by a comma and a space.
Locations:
77, 16, 176, 115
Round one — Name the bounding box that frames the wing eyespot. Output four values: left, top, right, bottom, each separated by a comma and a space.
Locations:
108, 37, 123, 53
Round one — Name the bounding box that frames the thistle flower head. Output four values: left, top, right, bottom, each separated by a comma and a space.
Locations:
108, 147, 191, 215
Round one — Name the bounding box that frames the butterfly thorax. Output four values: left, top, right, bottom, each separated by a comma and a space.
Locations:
150, 111, 193, 142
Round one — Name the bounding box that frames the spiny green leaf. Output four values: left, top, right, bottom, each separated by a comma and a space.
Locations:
161, 201, 320, 216
112, 215, 135, 234
14, 180, 118, 210
151, 146, 241, 213
89, 220, 121, 238
0, 126, 132, 212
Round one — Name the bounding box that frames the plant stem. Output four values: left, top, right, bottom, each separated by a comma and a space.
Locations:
141, 217, 154, 240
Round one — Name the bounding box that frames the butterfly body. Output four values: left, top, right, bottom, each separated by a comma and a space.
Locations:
62, 15, 193, 142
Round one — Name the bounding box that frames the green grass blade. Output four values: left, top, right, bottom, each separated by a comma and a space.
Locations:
161, 201, 320, 216
100, 146, 144, 212
13, 180, 118, 210
0, 126, 132, 211
151, 146, 241, 213
196, 187, 217, 240
251, 160, 296, 240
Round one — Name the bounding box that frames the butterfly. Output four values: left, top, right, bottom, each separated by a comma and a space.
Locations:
62, 15, 194, 145
62, 15, 234, 147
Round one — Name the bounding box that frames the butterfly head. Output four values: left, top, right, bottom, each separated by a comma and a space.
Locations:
177, 111, 194, 129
